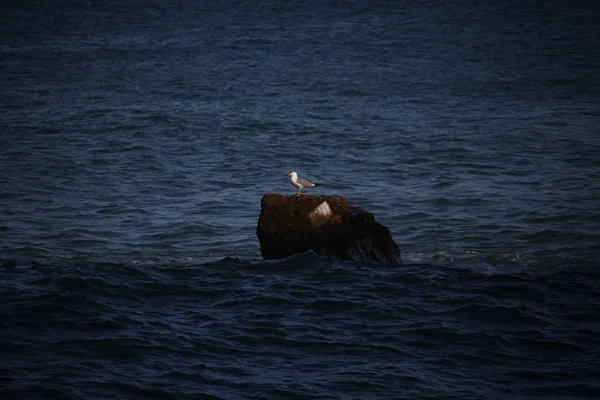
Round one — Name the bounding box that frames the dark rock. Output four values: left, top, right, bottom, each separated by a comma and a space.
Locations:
256, 193, 401, 265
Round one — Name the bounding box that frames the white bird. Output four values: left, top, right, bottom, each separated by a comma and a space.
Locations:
288, 171, 321, 196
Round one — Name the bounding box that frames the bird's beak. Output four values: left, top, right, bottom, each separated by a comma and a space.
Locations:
287, 173, 292, 176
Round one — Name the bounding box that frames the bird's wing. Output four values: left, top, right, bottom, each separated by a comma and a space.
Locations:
297, 178, 315, 187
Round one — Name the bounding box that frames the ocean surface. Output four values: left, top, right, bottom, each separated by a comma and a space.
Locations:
1, 0, 600, 398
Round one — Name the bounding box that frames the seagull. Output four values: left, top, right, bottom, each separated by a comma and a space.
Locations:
288, 171, 321, 196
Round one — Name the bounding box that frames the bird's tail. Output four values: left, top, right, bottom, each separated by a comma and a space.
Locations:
314, 183, 321, 187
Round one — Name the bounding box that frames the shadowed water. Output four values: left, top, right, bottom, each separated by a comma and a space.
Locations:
2, 256, 599, 399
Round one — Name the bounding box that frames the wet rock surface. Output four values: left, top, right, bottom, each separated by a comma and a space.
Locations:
257, 193, 401, 265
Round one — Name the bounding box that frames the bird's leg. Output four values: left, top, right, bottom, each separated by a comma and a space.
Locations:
296, 187, 302, 197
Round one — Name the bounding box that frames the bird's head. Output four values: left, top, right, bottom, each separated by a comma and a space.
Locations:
288, 172, 297, 178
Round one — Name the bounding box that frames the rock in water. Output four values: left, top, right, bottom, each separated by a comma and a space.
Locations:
256, 193, 401, 265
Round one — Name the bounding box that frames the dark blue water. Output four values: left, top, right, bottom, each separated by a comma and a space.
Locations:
2, 0, 599, 398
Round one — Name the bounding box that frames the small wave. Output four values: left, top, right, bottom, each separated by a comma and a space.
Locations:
430, 181, 453, 188
421, 197, 456, 206
337, 89, 371, 96
96, 206, 151, 215
524, 214, 582, 224
406, 157, 430, 164
139, 114, 170, 123
520, 229, 562, 240
131, 242, 180, 250
139, 224, 219, 240
224, 121, 281, 132
398, 211, 430, 220
118, 145, 149, 152
310, 104, 337, 111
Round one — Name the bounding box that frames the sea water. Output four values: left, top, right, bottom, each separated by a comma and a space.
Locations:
1, 0, 599, 398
